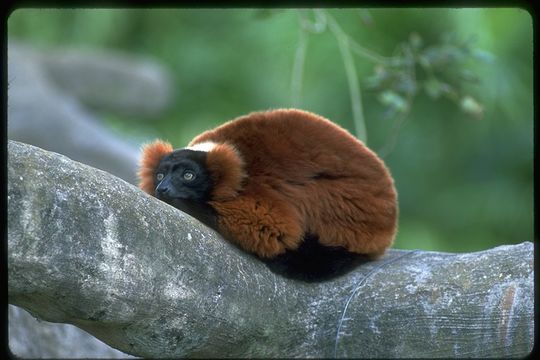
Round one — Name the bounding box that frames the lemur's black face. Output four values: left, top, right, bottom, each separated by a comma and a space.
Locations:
155, 149, 213, 202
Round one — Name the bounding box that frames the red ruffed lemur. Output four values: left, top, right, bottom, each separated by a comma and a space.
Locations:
138, 109, 397, 282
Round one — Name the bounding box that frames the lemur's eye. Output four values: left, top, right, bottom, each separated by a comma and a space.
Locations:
156, 173, 164, 181
183, 171, 195, 181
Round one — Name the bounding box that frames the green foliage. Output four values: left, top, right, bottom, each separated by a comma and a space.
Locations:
8, 8, 533, 253
365, 31, 493, 120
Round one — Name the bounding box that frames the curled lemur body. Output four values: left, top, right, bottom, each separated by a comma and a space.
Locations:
139, 109, 398, 281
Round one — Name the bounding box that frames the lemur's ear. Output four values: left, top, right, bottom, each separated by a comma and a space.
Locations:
205, 142, 246, 201
138, 140, 173, 194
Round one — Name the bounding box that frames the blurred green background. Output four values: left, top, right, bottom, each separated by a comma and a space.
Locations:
8, 8, 533, 253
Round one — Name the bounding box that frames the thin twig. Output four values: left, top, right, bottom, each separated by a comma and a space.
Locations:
291, 12, 309, 108
300, 9, 327, 34
377, 107, 410, 158
377, 45, 416, 158
326, 12, 367, 143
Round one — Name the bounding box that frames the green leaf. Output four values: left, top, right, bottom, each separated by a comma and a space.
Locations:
460, 95, 484, 119
472, 48, 496, 63
409, 32, 423, 50
459, 69, 480, 83
365, 65, 390, 89
396, 74, 417, 95
418, 55, 432, 70
424, 77, 443, 99
379, 90, 409, 112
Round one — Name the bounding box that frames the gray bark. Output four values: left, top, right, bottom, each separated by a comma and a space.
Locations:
39, 47, 173, 117
7, 41, 172, 186
7, 40, 174, 357
8, 140, 534, 358
8, 305, 134, 358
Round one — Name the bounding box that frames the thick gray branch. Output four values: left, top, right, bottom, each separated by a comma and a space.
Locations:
8, 140, 533, 358
8, 41, 172, 186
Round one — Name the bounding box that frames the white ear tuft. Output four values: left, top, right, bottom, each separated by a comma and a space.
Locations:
186, 141, 217, 152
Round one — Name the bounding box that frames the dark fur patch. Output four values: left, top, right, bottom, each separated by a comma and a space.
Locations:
262, 234, 370, 282
166, 197, 218, 230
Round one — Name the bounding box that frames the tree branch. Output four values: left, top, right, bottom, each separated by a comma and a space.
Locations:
8, 140, 533, 358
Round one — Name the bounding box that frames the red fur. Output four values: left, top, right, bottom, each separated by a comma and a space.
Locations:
203, 143, 246, 201
188, 109, 398, 258
138, 140, 173, 194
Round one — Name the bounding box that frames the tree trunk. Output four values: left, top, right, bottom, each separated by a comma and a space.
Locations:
7, 140, 533, 358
